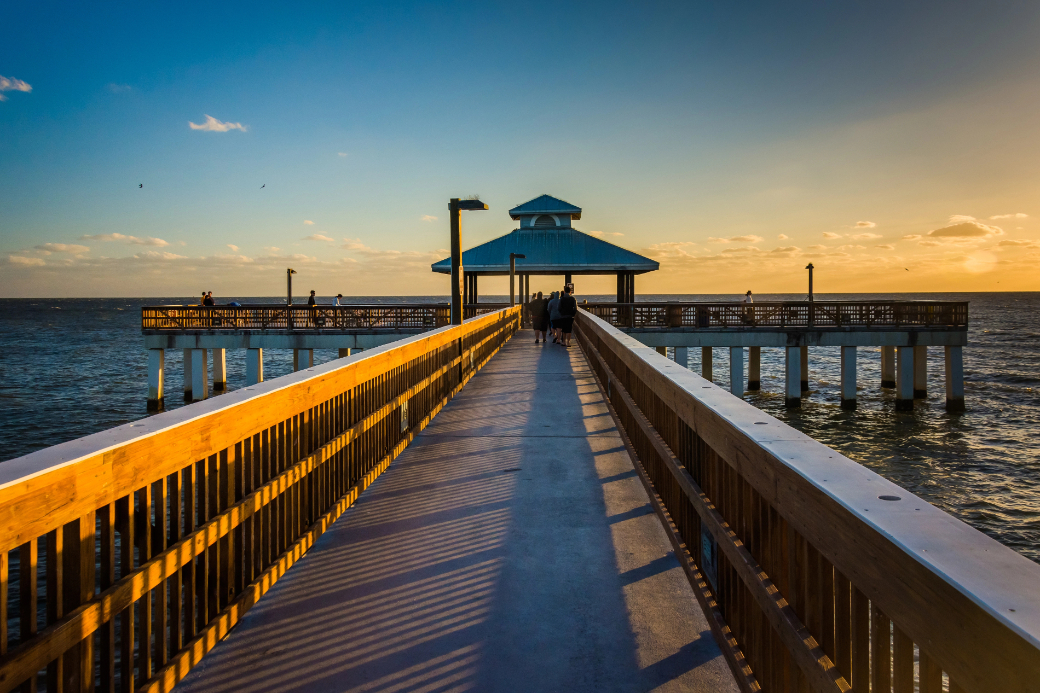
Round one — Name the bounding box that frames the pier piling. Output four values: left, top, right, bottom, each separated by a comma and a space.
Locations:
674, 346, 688, 369
729, 346, 744, 396
147, 349, 164, 411
945, 345, 965, 412
338, 348, 351, 358
800, 345, 809, 392
212, 348, 226, 391
841, 346, 857, 409
183, 347, 192, 401
914, 345, 928, 398
785, 346, 801, 407
246, 348, 263, 385
190, 348, 208, 402
293, 348, 313, 371
881, 346, 895, 388
748, 346, 761, 390
701, 347, 712, 380
896, 346, 914, 410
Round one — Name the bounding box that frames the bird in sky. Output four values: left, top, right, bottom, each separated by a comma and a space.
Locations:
261, 184, 265, 189
139, 184, 142, 188
905, 268, 909, 271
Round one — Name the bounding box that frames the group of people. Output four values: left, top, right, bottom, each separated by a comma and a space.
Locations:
199, 291, 214, 306
527, 283, 578, 347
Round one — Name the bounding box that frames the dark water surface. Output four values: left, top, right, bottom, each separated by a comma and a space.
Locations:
1, 293, 1038, 564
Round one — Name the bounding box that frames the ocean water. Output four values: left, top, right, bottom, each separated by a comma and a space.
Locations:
1, 293, 1038, 564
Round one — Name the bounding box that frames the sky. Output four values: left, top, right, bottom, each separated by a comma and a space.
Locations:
2, 0, 1039, 297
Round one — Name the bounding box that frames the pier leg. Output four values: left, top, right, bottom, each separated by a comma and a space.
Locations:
748, 346, 761, 390
730, 347, 744, 396
338, 348, 351, 359
183, 348, 193, 402
294, 349, 313, 372
800, 345, 809, 392
674, 346, 688, 369
945, 346, 965, 412
147, 349, 164, 411
914, 345, 928, 398
190, 348, 208, 402
656, 346, 667, 357
840, 346, 857, 410
896, 346, 914, 411
881, 346, 895, 388
785, 347, 801, 408
701, 347, 712, 381
246, 348, 263, 386
212, 348, 227, 391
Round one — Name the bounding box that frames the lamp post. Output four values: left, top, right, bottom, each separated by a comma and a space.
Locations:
448, 197, 488, 325
287, 268, 297, 305
805, 262, 815, 326
805, 263, 814, 302
510, 253, 526, 307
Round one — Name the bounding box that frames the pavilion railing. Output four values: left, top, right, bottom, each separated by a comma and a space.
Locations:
576, 308, 1038, 693
582, 301, 968, 330
141, 304, 510, 332
0, 308, 520, 693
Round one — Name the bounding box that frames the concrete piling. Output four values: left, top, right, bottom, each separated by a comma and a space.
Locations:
246, 348, 263, 386
914, 345, 928, 399
881, 346, 895, 388
656, 346, 667, 357
785, 347, 801, 407
840, 346, 857, 410
701, 347, 712, 381
674, 346, 688, 369
191, 348, 209, 402
212, 348, 227, 391
183, 348, 193, 402
800, 345, 809, 392
748, 346, 761, 390
338, 348, 351, 359
147, 349, 164, 411
945, 345, 965, 412
896, 346, 914, 411
294, 349, 313, 372
730, 347, 743, 396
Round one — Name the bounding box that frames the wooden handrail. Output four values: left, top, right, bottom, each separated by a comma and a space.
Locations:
575, 308, 1038, 693
0, 307, 521, 693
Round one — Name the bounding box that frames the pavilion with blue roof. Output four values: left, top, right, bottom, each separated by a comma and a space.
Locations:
431, 194, 658, 303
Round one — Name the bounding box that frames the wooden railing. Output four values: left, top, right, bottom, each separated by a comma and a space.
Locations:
0, 307, 521, 693
141, 304, 509, 332
575, 309, 1038, 693
583, 301, 969, 329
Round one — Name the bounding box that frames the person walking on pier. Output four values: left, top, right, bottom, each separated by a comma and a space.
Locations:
547, 291, 562, 344
529, 291, 547, 343
558, 283, 577, 347
743, 290, 754, 324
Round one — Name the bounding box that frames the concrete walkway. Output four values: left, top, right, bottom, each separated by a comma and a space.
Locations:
176, 336, 739, 693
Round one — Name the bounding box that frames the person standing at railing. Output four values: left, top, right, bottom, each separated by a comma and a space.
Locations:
558, 283, 577, 348
204, 292, 214, 306
547, 291, 562, 344
307, 289, 324, 327
528, 291, 547, 343
743, 290, 754, 325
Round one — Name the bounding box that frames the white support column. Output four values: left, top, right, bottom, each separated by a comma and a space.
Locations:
913, 345, 928, 399
881, 346, 895, 388
748, 347, 761, 391
896, 346, 914, 411
674, 346, 688, 369
191, 348, 209, 402
800, 345, 809, 392
840, 346, 857, 410
701, 347, 713, 381
338, 348, 351, 359
246, 348, 264, 386
729, 347, 744, 397
147, 349, 164, 411
945, 346, 965, 412
294, 348, 313, 372
785, 347, 801, 408
212, 348, 227, 391
183, 348, 193, 401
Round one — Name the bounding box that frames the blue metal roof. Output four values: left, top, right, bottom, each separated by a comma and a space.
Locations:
508, 194, 582, 220
431, 228, 659, 275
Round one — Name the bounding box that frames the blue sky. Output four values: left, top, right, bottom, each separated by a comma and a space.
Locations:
3, 1, 1040, 296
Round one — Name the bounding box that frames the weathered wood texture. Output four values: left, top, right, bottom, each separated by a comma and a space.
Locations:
0, 308, 520, 693
575, 309, 1039, 693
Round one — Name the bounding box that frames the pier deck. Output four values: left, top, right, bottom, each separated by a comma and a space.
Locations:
174, 338, 738, 692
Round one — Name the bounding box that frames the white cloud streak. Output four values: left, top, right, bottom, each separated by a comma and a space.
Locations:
303, 220, 315, 225
80, 233, 169, 246
822, 232, 842, 239
990, 213, 1029, 220
855, 221, 876, 228
421, 215, 438, 222
188, 115, 247, 132
303, 234, 335, 242
708, 235, 763, 243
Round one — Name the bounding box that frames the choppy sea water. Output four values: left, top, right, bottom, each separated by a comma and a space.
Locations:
1, 293, 1038, 564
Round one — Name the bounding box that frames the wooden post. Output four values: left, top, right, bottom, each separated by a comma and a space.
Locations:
748, 346, 761, 390
841, 346, 857, 410
148, 348, 165, 411
945, 345, 965, 412
449, 198, 463, 325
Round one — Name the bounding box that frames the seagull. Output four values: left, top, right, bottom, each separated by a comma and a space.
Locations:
905, 268, 909, 271
261, 184, 265, 189
139, 184, 143, 188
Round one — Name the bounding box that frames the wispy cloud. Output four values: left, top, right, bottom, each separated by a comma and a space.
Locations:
303, 234, 335, 242
708, 235, 763, 243
107, 83, 132, 94
80, 233, 169, 246
990, 213, 1029, 220
850, 232, 882, 239
822, 232, 842, 239
0, 75, 32, 101
227, 244, 239, 252
7, 255, 45, 266
808, 244, 826, 250
777, 234, 789, 240
337, 152, 348, 157
855, 221, 876, 228
927, 221, 1002, 239
875, 244, 895, 250
303, 220, 315, 225
902, 234, 921, 240
421, 215, 438, 222
35, 243, 89, 254
188, 115, 247, 132
135, 251, 187, 261
771, 246, 800, 254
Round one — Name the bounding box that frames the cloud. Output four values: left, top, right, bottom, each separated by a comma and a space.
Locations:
808, 244, 826, 250
721, 247, 760, 254
7, 255, 45, 266
919, 240, 941, 247
107, 83, 132, 93
303, 220, 315, 225
264, 246, 281, 253
227, 244, 239, 252
708, 235, 763, 243
80, 233, 169, 246
990, 213, 1028, 220
926, 221, 1003, 239
771, 246, 800, 253
586, 230, 624, 237
850, 232, 882, 239
875, 244, 895, 250
421, 215, 438, 222
134, 251, 187, 261
35, 243, 90, 254
777, 234, 789, 240
902, 235, 921, 240
0, 75, 32, 101
996, 240, 1038, 248
337, 152, 348, 157
188, 115, 247, 132
947, 214, 977, 224
855, 221, 876, 228
303, 234, 335, 242
822, 232, 842, 239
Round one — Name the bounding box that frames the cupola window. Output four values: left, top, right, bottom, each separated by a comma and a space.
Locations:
534, 215, 556, 227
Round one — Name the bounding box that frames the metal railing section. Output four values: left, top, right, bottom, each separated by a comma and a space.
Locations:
0, 307, 521, 693
141, 304, 509, 332
583, 301, 968, 329
575, 308, 1038, 693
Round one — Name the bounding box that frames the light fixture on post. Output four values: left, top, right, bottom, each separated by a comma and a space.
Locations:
509, 253, 526, 307
805, 262, 815, 326
805, 263, 814, 302
287, 268, 297, 306
448, 197, 488, 325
